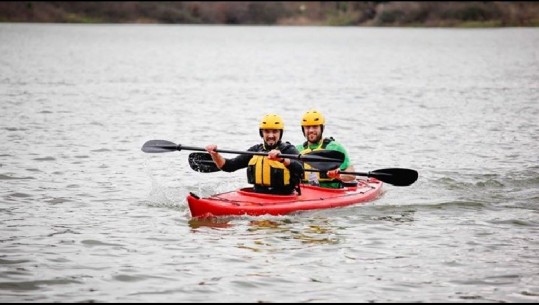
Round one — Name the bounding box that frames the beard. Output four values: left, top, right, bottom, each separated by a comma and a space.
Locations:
264, 139, 280, 150
307, 132, 322, 144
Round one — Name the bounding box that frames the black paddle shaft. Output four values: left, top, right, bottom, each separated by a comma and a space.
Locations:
178, 144, 344, 164
141, 140, 344, 164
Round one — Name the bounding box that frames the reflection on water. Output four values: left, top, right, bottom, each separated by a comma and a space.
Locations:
247, 219, 340, 245
190, 217, 341, 246
188, 217, 234, 229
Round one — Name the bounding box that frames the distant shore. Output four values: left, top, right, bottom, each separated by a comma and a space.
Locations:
1, 2, 539, 27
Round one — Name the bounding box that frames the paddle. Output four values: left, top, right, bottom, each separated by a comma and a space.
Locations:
305, 167, 418, 186
142, 140, 344, 171
188, 152, 418, 187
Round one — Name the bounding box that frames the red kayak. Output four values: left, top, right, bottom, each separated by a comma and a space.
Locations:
187, 178, 383, 218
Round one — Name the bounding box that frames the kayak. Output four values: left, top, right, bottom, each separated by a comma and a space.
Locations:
186, 178, 383, 218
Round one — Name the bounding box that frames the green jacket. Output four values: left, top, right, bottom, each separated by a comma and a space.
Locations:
296, 138, 352, 188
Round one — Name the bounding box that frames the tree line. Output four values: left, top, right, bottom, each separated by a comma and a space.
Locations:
1, 1, 538, 27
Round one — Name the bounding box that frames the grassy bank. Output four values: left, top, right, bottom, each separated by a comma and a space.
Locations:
1, 1, 538, 27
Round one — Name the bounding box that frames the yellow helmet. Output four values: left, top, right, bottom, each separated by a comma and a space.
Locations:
259, 114, 284, 130
301, 109, 325, 126
259, 114, 284, 141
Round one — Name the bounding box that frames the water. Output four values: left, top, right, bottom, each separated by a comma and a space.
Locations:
1, 23, 538, 302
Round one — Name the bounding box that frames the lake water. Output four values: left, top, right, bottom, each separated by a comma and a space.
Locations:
1, 23, 538, 302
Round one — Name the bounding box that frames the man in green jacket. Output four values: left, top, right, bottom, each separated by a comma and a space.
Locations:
296, 109, 357, 188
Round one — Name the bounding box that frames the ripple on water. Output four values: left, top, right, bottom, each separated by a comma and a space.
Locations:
80, 240, 124, 247
32, 157, 55, 161
7, 192, 32, 198
434, 176, 505, 190
0, 174, 35, 180
0, 279, 82, 291
45, 198, 72, 204
0, 258, 31, 265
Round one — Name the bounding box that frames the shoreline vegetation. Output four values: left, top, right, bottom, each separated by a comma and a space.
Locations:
1, 1, 539, 27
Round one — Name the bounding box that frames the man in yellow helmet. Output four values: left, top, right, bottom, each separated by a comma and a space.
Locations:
205, 114, 304, 195
297, 109, 356, 188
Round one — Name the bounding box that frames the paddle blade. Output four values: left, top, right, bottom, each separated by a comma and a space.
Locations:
304, 160, 341, 171
302, 150, 345, 163
301, 150, 344, 171
188, 153, 220, 173
369, 168, 418, 186
141, 140, 179, 153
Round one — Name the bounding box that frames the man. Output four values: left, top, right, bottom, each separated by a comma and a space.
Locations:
296, 109, 356, 188
205, 114, 304, 195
